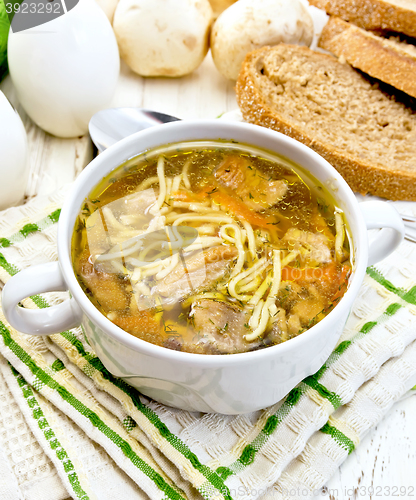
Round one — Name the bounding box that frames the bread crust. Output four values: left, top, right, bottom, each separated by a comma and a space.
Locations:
235, 45, 416, 201
308, 0, 327, 8
319, 17, 416, 99
309, 0, 416, 38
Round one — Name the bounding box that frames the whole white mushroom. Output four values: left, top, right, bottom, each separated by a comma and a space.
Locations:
113, 0, 213, 77
211, 0, 314, 80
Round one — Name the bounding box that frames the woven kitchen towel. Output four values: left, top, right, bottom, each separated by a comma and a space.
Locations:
0, 353, 68, 500
0, 187, 415, 500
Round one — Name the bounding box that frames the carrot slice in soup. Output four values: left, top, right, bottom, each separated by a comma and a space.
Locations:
204, 187, 281, 232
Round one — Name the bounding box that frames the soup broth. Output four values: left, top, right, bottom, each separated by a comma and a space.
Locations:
72, 141, 352, 354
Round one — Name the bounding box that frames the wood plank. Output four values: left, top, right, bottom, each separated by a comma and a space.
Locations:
111, 54, 237, 119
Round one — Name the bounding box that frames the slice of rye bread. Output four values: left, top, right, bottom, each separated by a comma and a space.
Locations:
235, 44, 416, 200
308, 0, 416, 38
319, 17, 416, 99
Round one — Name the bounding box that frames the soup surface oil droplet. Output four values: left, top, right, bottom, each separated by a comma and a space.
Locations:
71, 141, 352, 354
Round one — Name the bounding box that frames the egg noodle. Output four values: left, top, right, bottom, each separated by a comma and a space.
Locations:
92, 155, 346, 342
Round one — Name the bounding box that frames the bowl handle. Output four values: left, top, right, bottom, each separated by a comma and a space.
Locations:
359, 201, 405, 266
2, 262, 83, 335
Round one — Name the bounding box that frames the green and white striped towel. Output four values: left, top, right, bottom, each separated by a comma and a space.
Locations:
0, 185, 415, 500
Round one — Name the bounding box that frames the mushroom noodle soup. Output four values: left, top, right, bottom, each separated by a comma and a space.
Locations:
72, 141, 352, 354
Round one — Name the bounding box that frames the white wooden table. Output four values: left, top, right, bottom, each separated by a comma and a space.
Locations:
1, 52, 415, 499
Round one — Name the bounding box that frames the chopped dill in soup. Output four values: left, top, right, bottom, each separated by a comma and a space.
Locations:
72, 141, 352, 354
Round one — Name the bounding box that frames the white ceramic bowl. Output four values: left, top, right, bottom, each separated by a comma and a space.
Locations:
2, 121, 404, 414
